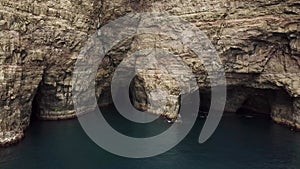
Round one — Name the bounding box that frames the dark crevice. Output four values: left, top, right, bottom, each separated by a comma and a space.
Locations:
30, 85, 42, 124
283, 10, 298, 15
199, 93, 211, 116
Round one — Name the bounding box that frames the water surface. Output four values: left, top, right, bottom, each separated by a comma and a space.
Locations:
0, 109, 300, 169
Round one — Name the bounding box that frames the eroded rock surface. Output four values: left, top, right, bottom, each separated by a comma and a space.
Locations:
0, 0, 300, 146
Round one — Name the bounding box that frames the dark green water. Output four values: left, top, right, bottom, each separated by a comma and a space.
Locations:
1, 109, 300, 169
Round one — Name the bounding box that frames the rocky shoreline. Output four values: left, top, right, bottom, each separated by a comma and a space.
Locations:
0, 0, 299, 147
0, 131, 24, 147
272, 117, 300, 131
37, 111, 77, 121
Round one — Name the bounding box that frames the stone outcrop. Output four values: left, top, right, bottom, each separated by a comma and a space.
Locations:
0, 0, 122, 146
0, 0, 300, 146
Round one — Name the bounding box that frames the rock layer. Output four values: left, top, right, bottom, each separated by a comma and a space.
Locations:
0, 0, 300, 146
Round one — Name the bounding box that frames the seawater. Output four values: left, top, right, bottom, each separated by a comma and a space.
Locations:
1, 107, 300, 169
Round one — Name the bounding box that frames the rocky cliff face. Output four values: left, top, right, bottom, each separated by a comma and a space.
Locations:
0, 0, 299, 146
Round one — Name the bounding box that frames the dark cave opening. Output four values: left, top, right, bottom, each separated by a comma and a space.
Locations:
199, 91, 212, 114
30, 88, 42, 124
236, 95, 271, 117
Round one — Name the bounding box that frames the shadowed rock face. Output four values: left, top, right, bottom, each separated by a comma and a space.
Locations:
0, 0, 300, 146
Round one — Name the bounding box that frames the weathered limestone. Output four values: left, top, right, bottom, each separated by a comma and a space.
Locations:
0, 0, 123, 146
271, 91, 297, 129
0, 0, 300, 146
293, 98, 300, 128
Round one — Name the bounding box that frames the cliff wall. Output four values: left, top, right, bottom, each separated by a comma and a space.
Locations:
0, 0, 299, 146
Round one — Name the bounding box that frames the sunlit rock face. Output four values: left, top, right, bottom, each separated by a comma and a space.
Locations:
0, 0, 300, 146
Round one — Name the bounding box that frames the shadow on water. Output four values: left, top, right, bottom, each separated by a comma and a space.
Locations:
0, 104, 300, 169
100, 105, 172, 138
